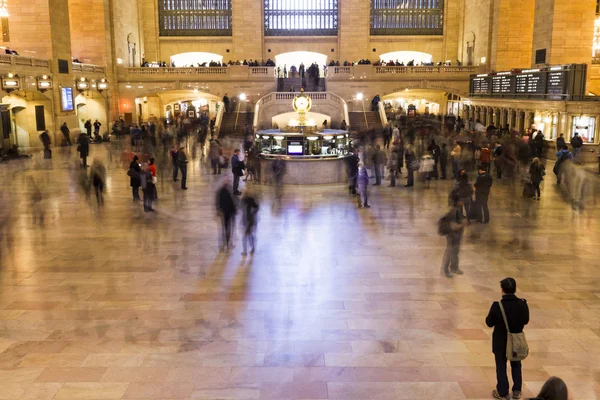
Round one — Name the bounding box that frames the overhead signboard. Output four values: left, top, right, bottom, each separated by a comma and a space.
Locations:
469, 64, 586, 101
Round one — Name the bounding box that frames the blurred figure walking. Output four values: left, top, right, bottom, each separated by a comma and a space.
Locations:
347, 148, 359, 194
404, 145, 417, 187
439, 193, 468, 278
357, 162, 370, 208
216, 178, 237, 252
60, 122, 72, 146
372, 145, 385, 186
209, 136, 222, 175
272, 156, 286, 200
529, 157, 545, 200
170, 146, 179, 182
140, 164, 155, 212
90, 159, 106, 207
553, 145, 572, 185
77, 132, 89, 168
241, 189, 259, 256
232, 149, 245, 195
474, 166, 493, 223
177, 147, 189, 190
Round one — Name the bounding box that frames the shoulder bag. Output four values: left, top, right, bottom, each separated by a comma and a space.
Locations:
498, 301, 529, 361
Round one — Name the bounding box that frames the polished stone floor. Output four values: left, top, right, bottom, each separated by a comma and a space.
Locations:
0, 142, 600, 399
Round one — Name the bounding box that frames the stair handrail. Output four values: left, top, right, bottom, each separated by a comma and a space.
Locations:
214, 101, 225, 138
378, 101, 388, 128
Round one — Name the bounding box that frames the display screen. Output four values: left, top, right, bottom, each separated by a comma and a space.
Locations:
288, 142, 303, 155
61, 87, 74, 111
469, 64, 586, 100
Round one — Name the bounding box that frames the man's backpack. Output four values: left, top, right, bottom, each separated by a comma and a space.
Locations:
438, 214, 451, 236
499, 301, 529, 361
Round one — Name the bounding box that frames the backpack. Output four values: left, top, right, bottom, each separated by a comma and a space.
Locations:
438, 215, 451, 236
499, 301, 529, 361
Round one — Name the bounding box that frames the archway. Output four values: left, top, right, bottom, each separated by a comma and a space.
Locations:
170, 52, 223, 67
275, 51, 327, 73
75, 92, 108, 135
379, 51, 433, 65
2, 92, 53, 149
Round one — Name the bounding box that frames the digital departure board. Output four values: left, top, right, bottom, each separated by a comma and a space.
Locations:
470, 76, 491, 94
469, 64, 587, 100
491, 75, 515, 94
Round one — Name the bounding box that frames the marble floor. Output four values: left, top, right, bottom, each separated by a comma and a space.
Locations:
0, 143, 600, 399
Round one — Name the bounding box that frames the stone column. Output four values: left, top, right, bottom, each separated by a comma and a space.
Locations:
338, 0, 370, 62
232, 0, 263, 61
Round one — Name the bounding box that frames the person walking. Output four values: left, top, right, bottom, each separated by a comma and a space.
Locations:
129, 155, 141, 201
356, 162, 370, 208
216, 178, 236, 251
170, 146, 179, 182
241, 189, 259, 256
486, 278, 529, 400
77, 132, 89, 168
148, 157, 158, 200
387, 146, 399, 187
90, 159, 106, 207
418, 152, 435, 189
39, 130, 51, 153
451, 142, 461, 179
404, 145, 417, 187
84, 119, 92, 138
474, 166, 493, 223
271, 156, 286, 200
440, 143, 448, 180
222, 94, 230, 113
177, 147, 189, 190
347, 148, 359, 195
493, 141, 504, 179
454, 171, 474, 222
440, 193, 468, 278
60, 122, 72, 146
556, 133, 566, 151
529, 157, 545, 200
427, 139, 441, 179
553, 145, 572, 185
140, 164, 155, 212
231, 149, 244, 195
533, 130, 545, 158
209, 136, 222, 175
372, 145, 385, 186
570, 132, 583, 164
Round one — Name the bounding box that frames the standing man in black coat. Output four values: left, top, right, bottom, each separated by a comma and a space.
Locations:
474, 166, 493, 223
84, 119, 92, 138
346, 148, 359, 195
486, 278, 529, 400
427, 139, 441, 180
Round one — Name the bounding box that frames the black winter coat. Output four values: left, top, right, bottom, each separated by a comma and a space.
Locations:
485, 294, 529, 355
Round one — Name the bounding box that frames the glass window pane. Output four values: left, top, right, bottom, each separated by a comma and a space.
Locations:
159, 0, 232, 36
264, 0, 338, 36
370, 0, 443, 35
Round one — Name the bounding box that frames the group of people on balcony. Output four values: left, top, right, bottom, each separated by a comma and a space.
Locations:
374, 59, 463, 67
151, 58, 277, 68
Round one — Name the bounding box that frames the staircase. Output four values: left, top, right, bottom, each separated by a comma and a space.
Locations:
348, 111, 383, 133
219, 109, 254, 138
277, 77, 326, 92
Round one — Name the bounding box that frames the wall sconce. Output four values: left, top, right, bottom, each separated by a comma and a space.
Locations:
97, 78, 108, 92
2, 73, 21, 93
37, 75, 52, 92
143, 96, 148, 104
76, 77, 89, 92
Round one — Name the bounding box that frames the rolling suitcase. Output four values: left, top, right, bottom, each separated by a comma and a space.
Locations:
522, 181, 535, 198
44, 149, 52, 159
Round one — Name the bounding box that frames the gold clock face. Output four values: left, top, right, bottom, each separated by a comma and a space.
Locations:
293, 95, 311, 112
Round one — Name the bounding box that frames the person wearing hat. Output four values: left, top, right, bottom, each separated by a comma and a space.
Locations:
486, 278, 530, 400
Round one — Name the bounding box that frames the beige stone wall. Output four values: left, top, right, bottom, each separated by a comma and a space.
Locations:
443, 0, 461, 62
338, 0, 370, 62
231, 0, 263, 61
140, 0, 159, 62
549, 0, 595, 66
461, 0, 492, 66
7, 0, 52, 58
531, 0, 555, 65
491, 0, 534, 70
111, 0, 143, 66
68, 0, 108, 65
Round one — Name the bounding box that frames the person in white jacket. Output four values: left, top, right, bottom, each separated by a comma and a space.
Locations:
419, 152, 435, 189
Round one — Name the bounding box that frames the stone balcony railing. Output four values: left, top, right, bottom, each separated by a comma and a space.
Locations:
72, 62, 105, 74
0, 54, 51, 69
117, 65, 276, 81
327, 64, 480, 80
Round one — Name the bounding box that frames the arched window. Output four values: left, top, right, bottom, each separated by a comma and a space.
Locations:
159, 0, 232, 36
371, 0, 444, 36
264, 0, 338, 36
